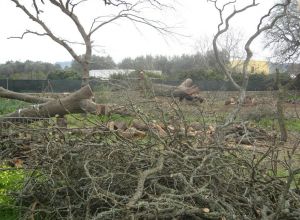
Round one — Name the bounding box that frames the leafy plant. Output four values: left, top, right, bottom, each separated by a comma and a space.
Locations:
0, 165, 25, 205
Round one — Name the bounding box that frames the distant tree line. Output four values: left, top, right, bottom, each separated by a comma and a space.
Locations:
0, 51, 229, 81
0, 60, 60, 79
0, 60, 82, 80
70, 50, 230, 80
0, 52, 299, 89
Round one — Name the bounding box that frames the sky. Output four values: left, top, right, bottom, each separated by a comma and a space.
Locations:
0, 0, 277, 64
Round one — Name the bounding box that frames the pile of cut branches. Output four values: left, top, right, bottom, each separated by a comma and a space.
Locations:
1, 121, 299, 220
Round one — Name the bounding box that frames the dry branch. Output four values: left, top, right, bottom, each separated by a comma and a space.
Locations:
2, 120, 299, 220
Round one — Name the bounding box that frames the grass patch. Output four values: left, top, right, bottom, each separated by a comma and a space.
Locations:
268, 168, 300, 189
0, 98, 29, 115
258, 118, 300, 132
0, 165, 26, 220
287, 93, 300, 101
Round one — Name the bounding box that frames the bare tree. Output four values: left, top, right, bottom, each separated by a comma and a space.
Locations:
8, 0, 172, 85
209, 0, 291, 126
265, 0, 300, 62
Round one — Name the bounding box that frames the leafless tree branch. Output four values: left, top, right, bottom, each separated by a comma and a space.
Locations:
9, 0, 173, 85
209, 0, 291, 126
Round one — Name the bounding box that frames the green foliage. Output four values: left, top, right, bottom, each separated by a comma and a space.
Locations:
287, 93, 300, 101
173, 69, 223, 81
110, 70, 163, 80
0, 207, 19, 220
0, 60, 60, 79
8, 72, 47, 80
109, 71, 135, 80
98, 113, 133, 123
117, 52, 230, 80
286, 119, 300, 132
142, 71, 164, 79
0, 98, 29, 115
0, 165, 25, 205
71, 55, 116, 73
47, 70, 81, 80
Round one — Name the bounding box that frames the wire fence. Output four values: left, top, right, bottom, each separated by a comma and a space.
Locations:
0, 117, 52, 135
0, 78, 274, 93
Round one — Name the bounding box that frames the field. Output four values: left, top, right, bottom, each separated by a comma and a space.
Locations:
0, 88, 300, 219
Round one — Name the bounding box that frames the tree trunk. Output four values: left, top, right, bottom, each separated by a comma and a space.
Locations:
148, 78, 201, 100
275, 69, 288, 142
82, 63, 90, 86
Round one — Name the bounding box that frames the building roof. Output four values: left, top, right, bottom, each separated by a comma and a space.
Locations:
89, 69, 135, 79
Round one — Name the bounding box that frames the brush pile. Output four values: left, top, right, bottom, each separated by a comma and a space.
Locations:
1, 120, 299, 220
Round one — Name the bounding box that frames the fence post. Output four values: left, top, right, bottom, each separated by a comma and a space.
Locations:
6, 78, 8, 90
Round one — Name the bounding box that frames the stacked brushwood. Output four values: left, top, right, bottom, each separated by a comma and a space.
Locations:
1, 121, 299, 220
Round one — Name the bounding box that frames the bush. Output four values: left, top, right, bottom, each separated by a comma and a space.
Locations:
110, 70, 164, 80
166, 69, 223, 81
47, 70, 81, 80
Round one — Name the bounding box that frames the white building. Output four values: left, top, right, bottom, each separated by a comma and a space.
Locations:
89, 69, 162, 79
89, 69, 135, 79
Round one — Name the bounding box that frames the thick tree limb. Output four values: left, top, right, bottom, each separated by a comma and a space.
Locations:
150, 78, 201, 100
0, 85, 130, 123
0, 87, 53, 103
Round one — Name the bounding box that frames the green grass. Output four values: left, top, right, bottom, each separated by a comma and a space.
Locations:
258, 118, 300, 132
0, 165, 26, 220
0, 98, 29, 115
287, 93, 300, 101
268, 168, 300, 189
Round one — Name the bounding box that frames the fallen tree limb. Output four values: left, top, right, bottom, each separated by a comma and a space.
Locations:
147, 78, 203, 101
0, 85, 131, 123
0, 86, 53, 103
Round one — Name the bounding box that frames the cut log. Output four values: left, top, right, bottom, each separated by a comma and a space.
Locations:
149, 78, 202, 101
0, 85, 131, 123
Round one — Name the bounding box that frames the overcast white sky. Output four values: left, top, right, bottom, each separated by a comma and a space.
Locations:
0, 0, 277, 64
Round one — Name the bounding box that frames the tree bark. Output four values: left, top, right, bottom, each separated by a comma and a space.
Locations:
149, 78, 200, 99
0, 86, 53, 103
275, 69, 288, 142
0, 85, 130, 123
